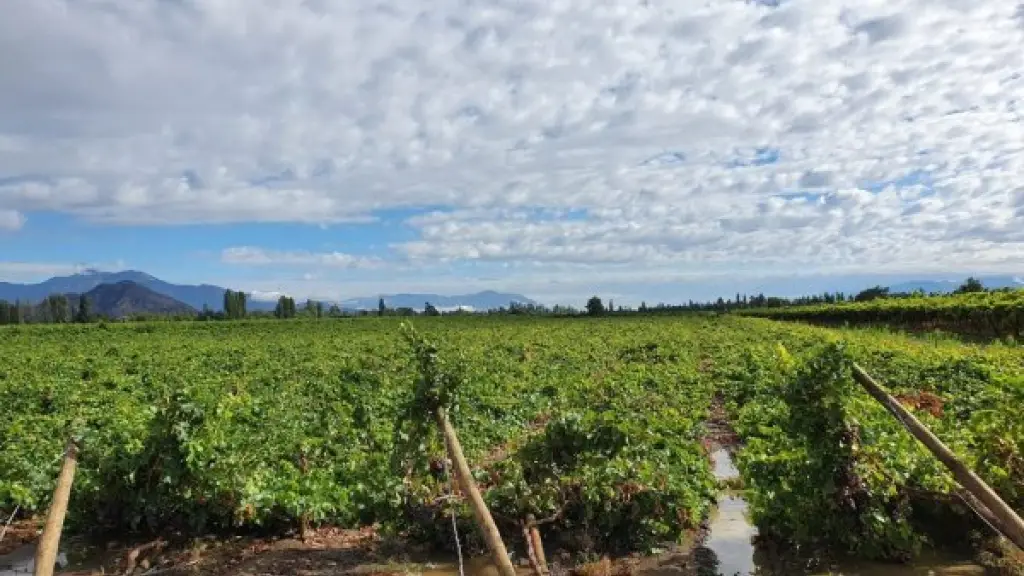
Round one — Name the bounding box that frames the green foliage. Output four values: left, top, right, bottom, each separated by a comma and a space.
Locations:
0, 299, 25, 325
741, 288, 1024, 339
391, 321, 717, 556
484, 372, 717, 554
731, 343, 924, 558
223, 290, 247, 320
0, 317, 720, 557
855, 286, 891, 302
954, 277, 985, 294
274, 296, 297, 319
724, 320, 1023, 561
75, 294, 93, 323
1, 315, 1020, 566
391, 323, 467, 475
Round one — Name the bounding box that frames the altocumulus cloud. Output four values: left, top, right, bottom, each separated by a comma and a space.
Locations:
0, 0, 1023, 276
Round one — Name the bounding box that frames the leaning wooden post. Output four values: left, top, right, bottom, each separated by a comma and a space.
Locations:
435, 408, 518, 576
34, 438, 79, 576
850, 363, 1024, 551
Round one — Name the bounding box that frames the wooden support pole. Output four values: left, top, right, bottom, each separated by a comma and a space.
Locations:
851, 363, 1024, 552
435, 408, 518, 576
956, 488, 1016, 545
522, 523, 544, 576
526, 515, 549, 576
34, 439, 78, 576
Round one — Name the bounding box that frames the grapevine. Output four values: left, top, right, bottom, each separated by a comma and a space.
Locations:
0, 314, 1021, 567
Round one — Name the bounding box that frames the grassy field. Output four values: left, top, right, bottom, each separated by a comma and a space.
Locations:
1, 316, 1022, 565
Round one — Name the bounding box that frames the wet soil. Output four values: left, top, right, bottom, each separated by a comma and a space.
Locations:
2, 395, 1006, 576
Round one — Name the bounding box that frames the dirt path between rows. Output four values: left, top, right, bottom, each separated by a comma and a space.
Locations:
701, 393, 739, 453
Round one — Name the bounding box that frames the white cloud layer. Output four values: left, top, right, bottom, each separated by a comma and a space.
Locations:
0, 262, 81, 280
0, 260, 126, 283
221, 246, 382, 269
1, 0, 1023, 274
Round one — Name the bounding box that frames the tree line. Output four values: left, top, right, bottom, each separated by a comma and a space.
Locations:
0, 277, 1011, 325
0, 294, 96, 325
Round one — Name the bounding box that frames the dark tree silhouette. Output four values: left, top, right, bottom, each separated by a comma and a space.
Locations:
954, 277, 985, 294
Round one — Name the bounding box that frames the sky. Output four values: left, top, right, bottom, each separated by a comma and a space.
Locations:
1, 0, 1023, 305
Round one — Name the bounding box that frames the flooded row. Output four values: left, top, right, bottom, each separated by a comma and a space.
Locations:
0, 448, 995, 576
695, 447, 986, 576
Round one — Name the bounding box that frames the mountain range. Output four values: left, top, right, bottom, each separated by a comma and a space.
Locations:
0, 269, 538, 313
1, 269, 1021, 318
0, 269, 227, 311
79, 281, 196, 318
887, 275, 1024, 294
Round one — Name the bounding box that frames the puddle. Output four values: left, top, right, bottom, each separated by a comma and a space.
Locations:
701, 448, 758, 576
710, 448, 739, 480
699, 447, 987, 576
702, 493, 757, 576
0, 544, 67, 576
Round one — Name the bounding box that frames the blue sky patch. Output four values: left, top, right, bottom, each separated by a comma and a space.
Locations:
860, 169, 931, 193
726, 147, 780, 168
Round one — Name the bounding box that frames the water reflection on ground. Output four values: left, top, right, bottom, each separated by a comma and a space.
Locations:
688, 447, 986, 576
1, 447, 991, 576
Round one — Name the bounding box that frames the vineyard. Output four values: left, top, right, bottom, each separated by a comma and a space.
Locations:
738, 289, 1024, 340
1, 316, 1022, 571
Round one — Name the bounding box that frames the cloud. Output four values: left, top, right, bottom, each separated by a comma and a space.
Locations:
221, 246, 382, 269
0, 260, 126, 282
1, 0, 1023, 274
394, 180, 1024, 272
248, 290, 287, 303
0, 262, 81, 280
0, 209, 24, 231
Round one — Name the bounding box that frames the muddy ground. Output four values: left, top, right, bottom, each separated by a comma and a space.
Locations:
2, 520, 705, 576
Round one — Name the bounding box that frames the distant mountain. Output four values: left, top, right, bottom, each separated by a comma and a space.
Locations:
340, 290, 538, 311
0, 269, 231, 311
0, 270, 539, 313
81, 281, 195, 318
887, 275, 1024, 294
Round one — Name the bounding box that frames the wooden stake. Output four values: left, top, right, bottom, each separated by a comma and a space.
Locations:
522, 523, 544, 576
526, 515, 550, 576
851, 363, 1024, 552
435, 408, 517, 576
34, 439, 78, 576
